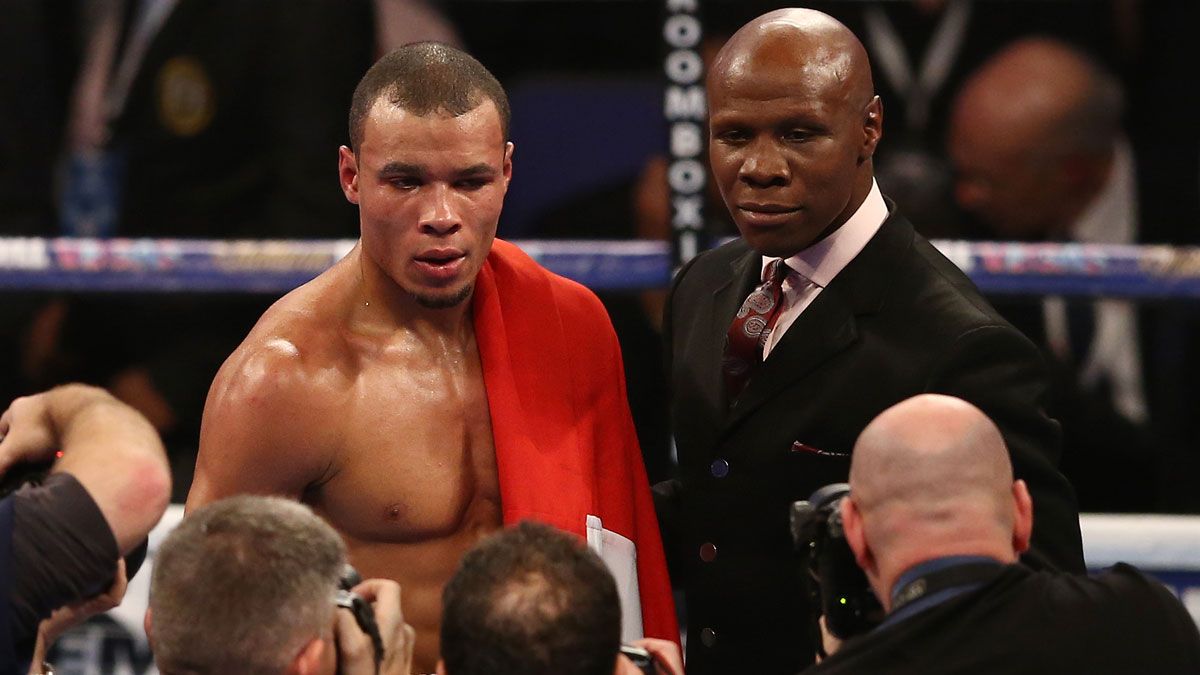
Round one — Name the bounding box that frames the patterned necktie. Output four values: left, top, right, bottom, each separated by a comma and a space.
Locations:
723, 259, 791, 403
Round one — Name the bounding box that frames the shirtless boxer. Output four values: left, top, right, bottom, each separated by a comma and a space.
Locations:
186, 43, 675, 673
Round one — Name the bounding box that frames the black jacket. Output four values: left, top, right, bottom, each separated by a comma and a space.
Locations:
804, 563, 1200, 675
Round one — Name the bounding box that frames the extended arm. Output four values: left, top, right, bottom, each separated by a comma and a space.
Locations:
0, 384, 171, 553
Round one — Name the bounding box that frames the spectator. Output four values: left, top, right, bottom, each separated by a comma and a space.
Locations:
147, 495, 415, 675
0, 384, 171, 672
948, 37, 1155, 511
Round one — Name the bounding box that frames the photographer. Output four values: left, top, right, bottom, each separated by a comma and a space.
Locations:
147, 495, 414, 675
803, 394, 1200, 674
0, 384, 171, 672
438, 521, 682, 675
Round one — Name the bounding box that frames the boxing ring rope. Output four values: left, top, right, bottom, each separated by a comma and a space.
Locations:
5, 237, 1200, 297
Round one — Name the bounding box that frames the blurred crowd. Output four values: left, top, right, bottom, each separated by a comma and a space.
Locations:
1, 0, 1198, 512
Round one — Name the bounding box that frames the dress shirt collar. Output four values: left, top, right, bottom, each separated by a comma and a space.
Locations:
760, 179, 888, 287
1071, 137, 1137, 245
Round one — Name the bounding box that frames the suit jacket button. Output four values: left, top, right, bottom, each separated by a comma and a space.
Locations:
710, 458, 730, 478
699, 542, 717, 562
701, 627, 717, 647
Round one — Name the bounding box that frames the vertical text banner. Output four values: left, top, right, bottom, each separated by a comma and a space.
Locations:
663, 0, 707, 271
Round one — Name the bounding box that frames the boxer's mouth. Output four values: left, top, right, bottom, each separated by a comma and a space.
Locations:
414, 248, 466, 266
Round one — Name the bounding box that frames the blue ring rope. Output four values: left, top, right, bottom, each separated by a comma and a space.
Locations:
1, 237, 1199, 298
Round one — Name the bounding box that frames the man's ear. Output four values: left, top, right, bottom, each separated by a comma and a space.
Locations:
286, 637, 329, 675
842, 497, 874, 576
502, 141, 514, 189
338, 145, 360, 204
437, 658, 449, 675
1012, 479, 1034, 555
143, 608, 154, 650
860, 95, 883, 162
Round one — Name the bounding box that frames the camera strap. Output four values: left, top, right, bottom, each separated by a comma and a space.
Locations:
889, 560, 1009, 615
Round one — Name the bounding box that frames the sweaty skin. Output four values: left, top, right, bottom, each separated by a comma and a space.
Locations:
189, 100, 513, 673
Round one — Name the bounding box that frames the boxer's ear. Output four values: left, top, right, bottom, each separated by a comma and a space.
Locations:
339, 146, 360, 204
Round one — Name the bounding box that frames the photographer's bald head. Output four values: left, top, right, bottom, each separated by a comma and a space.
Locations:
842, 395, 1034, 610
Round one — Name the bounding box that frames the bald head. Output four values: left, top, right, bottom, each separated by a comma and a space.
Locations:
852, 394, 1011, 502
710, 8, 874, 112
953, 37, 1121, 160
849, 395, 1023, 554
949, 37, 1123, 238
843, 395, 1033, 609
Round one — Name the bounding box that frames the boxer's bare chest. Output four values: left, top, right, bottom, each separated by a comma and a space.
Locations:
309, 334, 502, 544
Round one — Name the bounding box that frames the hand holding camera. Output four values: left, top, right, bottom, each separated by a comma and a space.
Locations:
618, 638, 684, 675
791, 483, 885, 658
335, 576, 416, 675
0, 393, 60, 480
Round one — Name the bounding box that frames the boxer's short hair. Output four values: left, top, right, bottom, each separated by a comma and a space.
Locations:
349, 41, 511, 153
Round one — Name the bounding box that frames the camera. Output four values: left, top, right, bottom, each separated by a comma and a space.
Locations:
619, 644, 656, 675
0, 458, 53, 499
336, 564, 384, 673
791, 483, 884, 649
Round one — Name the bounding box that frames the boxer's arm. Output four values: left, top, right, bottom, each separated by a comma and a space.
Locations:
187, 345, 335, 512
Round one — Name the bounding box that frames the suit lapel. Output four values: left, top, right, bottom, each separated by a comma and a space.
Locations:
720, 211, 913, 434
724, 286, 857, 431
709, 249, 762, 411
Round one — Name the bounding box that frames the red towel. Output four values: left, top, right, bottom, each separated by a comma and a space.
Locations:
473, 239, 679, 642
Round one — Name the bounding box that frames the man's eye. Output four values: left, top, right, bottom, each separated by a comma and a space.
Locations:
784, 130, 812, 143
390, 177, 421, 189
715, 130, 749, 144
457, 179, 490, 191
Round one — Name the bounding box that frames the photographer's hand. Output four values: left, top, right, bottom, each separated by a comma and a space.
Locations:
817, 615, 843, 661
632, 638, 684, 675
0, 392, 59, 477
335, 579, 415, 675
27, 560, 128, 674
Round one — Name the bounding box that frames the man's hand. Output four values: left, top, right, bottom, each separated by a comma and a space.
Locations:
27, 560, 128, 673
817, 615, 843, 661
0, 392, 60, 477
335, 579, 415, 675
616, 638, 685, 675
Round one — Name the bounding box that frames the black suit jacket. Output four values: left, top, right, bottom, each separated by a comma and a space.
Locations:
658, 209, 1084, 674
804, 563, 1200, 675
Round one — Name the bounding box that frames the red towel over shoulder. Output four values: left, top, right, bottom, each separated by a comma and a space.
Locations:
472, 239, 678, 642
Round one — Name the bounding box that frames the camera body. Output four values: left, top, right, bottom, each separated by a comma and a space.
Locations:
336, 564, 384, 673
790, 483, 884, 644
